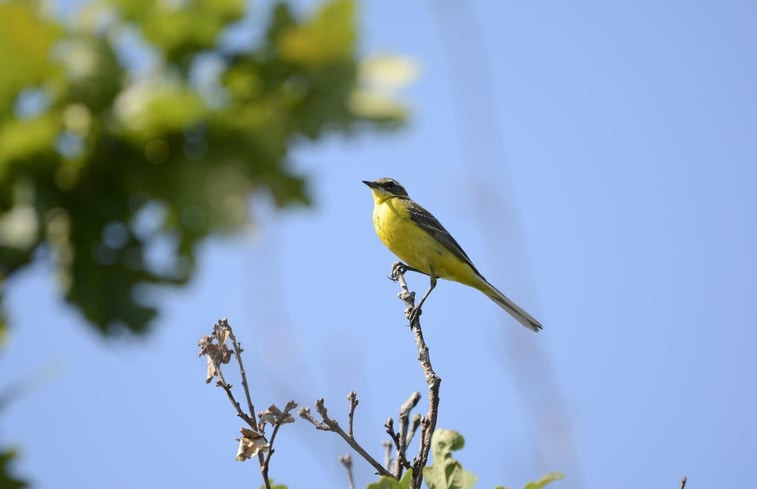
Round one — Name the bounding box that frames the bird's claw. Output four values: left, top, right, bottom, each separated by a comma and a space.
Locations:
390, 262, 407, 281
407, 305, 422, 323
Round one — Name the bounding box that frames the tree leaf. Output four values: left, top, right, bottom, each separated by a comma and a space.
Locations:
523, 472, 564, 489
423, 429, 477, 489
367, 470, 413, 489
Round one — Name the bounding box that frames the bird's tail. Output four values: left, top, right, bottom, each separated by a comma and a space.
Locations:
477, 279, 543, 332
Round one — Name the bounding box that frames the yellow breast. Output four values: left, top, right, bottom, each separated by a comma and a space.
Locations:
371, 197, 483, 288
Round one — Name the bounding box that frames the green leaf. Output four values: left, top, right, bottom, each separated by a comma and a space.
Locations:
116, 82, 207, 139
277, 0, 355, 66
0, 448, 28, 489
367, 470, 412, 489
0, 1, 62, 115
523, 472, 564, 489
423, 429, 477, 489
0, 115, 58, 167
56, 35, 124, 112
431, 429, 466, 458
113, 0, 245, 63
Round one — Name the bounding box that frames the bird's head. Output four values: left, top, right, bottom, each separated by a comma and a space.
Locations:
362, 178, 409, 203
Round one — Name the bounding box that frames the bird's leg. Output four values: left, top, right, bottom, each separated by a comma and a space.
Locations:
409, 275, 437, 323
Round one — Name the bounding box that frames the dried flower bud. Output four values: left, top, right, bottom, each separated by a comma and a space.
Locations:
259, 404, 295, 426
235, 428, 268, 461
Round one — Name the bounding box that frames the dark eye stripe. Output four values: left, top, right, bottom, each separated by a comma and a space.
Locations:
375, 179, 407, 196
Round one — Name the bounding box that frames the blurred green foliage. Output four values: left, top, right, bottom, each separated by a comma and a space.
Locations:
0, 0, 406, 336
0, 448, 27, 489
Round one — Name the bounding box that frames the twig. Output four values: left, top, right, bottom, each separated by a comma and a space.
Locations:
258, 402, 297, 489
391, 262, 442, 489
340, 454, 355, 489
382, 440, 393, 471
200, 320, 295, 489
347, 391, 359, 438
217, 379, 258, 428
396, 391, 421, 477
384, 417, 401, 474
199, 323, 257, 429
679, 476, 687, 489
406, 414, 421, 448
260, 423, 281, 485
227, 326, 257, 420
385, 392, 420, 478
299, 399, 394, 478
384, 417, 398, 447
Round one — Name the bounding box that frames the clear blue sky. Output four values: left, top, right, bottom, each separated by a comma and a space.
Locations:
3, 1, 756, 488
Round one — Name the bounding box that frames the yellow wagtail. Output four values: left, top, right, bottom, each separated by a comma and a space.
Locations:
363, 178, 542, 332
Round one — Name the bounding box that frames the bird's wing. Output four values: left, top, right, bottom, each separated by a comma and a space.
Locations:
405, 199, 481, 275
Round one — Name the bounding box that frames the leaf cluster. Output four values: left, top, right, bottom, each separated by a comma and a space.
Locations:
366, 430, 563, 489
0, 0, 402, 335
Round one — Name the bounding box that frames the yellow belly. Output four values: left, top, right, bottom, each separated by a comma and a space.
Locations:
372, 199, 483, 288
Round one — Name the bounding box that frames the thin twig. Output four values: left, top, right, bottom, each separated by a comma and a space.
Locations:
258, 451, 270, 489
299, 400, 394, 478
385, 417, 398, 447
347, 391, 359, 438
396, 391, 421, 477
406, 414, 421, 448
201, 326, 257, 428
260, 423, 282, 485
384, 417, 401, 475
391, 262, 442, 489
340, 454, 355, 489
258, 402, 297, 489
382, 440, 393, 471
227, 325, 257, 421
200, 320, 279, 489
679, 476, 687, 489
215, 379, 258, 428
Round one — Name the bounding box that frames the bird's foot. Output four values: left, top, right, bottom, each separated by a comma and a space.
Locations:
407, 305, 422, 323
390, 262, 408, 281
391, 261, 423, 281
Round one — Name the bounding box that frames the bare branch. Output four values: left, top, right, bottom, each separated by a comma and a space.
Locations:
199, 320, 297, 489
259, 402, 298, 485
215, 379, 258, 428
298, 406, 329, 429
680, 476, 687, 489
385, 417, 398, 445
384, 417, 401, 475
347, 391, 359, 438
396, 391, 421, 477
340, 454, 355, 489
227, 326, 256, 421
390, 262, 442, 489
406, 414, 421, 448
303, 398, 395, 478
199, 321, 257, 428
382, 440, 393, 472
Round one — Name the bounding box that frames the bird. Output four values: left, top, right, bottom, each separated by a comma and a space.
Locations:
363, 177, 542, 332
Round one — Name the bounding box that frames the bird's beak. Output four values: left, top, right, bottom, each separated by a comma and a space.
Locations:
362, 180, 378, 189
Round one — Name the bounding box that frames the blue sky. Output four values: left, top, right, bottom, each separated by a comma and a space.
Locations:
3, 1, 756, 488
